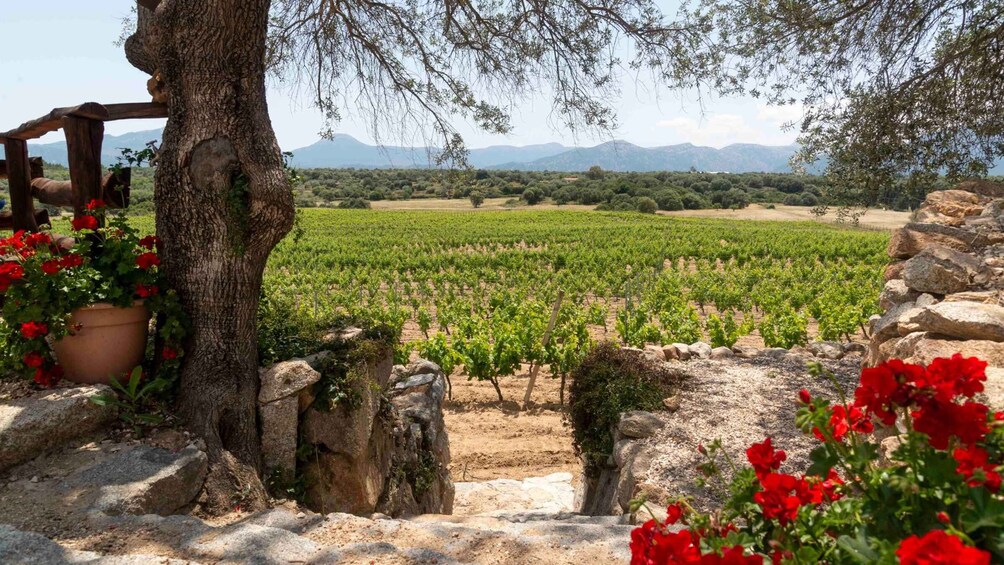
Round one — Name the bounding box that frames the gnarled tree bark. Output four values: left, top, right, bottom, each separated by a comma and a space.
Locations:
128, 0, 294, 514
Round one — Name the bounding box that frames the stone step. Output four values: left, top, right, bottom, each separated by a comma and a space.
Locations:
0, 386, 115, 472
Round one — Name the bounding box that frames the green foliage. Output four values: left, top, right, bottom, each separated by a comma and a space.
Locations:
468, 190, 485, 208
636, 196, 658, 214
256, 288, 326, 366
759, 307, 809, 349
90, 367, 169, 437
569, 342, 683, 475
705, 310, 753, 348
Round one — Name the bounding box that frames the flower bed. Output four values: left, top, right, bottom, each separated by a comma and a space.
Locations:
630, 355, 1002, 564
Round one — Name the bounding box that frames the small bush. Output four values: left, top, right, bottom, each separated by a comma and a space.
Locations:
568, 342, 684, 475
257, 290, 326, 366
636, 196, 658, 214
338, 197, 371, 209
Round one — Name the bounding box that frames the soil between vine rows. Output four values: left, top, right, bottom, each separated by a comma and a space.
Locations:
443, 364, 580, 484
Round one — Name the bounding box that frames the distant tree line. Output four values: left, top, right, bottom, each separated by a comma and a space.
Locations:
2, 163, 978, 216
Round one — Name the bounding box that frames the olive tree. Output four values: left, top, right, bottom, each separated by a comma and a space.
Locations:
123, 0, 713, 513
683, 0, 1004, 202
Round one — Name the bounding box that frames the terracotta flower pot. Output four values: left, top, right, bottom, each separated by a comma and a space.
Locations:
51, 301, 151, 385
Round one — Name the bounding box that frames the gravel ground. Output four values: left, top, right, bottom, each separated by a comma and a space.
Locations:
639, 355, 862, 512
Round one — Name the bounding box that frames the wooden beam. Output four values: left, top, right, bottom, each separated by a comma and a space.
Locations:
104, 102, 168, 121
63, 117, 105, 220
0, 157, 44, 180
0, 209, 50, 231
31, 168, 131, 209
3, 139, 38, 231
0, 103, 108, 141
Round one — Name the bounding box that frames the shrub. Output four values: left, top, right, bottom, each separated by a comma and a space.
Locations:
338, 197, 371, 209
469, 190, 485, 208
569, 342, 684, 475
655, 191, 685, 211
522, 187, 544, 205
636, 196, 658, 214
257, 289, 325, 365
630, 356, 1002, 563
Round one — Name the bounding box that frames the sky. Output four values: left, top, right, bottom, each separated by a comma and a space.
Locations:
0, 1, 802, 151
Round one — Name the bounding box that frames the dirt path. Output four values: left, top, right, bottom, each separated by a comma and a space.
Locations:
443, 367, 579, 483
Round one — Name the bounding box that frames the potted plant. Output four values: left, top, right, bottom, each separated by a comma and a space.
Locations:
0, 199, 184, 386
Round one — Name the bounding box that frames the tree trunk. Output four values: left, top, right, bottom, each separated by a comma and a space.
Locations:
139, 0, 294, 514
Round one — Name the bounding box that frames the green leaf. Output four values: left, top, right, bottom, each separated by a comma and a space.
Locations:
836, 531, 880, 563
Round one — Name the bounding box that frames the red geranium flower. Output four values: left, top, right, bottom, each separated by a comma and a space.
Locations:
814, 404, 874, 442
24, 232, 51, 248
71, 215, 99, 231
630, 521, 701, 565
22, 351, 45, 369
746, 438, 786, 479
798, 389, 811, 404
40, 260, 62, 275
753, 473, 803, 525
139, 235, 160, 250
135, 252, 160, 270
85, 199, 107, 210
918, 354, 987, 402
701, 546, 763, 565
0, 262, 25, 292
953, 446, 1002, 492
60, 253, 83, 269
854, 359, 924, 425
896, 530, 990, 565
162, 346, 179, 361
33, 365, 63, 388
135, 283, 159, 298
913, 400, 989, 450
20, 321, 48, 339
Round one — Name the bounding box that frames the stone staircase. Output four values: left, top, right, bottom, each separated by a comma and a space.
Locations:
0, 506, 633, 564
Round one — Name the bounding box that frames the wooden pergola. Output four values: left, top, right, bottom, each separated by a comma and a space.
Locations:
0, 102, 167, 231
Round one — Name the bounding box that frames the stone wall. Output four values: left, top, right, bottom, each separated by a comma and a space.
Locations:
258, 330, 453, 517
866, 181, 1004, 406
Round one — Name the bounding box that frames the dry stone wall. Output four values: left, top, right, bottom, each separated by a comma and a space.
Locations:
866, 181, 1004, 407
258, 330, 453, 518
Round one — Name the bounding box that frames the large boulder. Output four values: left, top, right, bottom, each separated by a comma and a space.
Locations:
902, 246, 990, 295
65, 445, 207, 516
617, 411, 664, 439
898, 301, 1004, 342
881, 332, 1004, 367
887, 223, 980, 259
259, 360, 321, 404
878, 279, 920, 310
0, 386, 116, 472
919, 190, 985, 219
955, 180, 1004, 199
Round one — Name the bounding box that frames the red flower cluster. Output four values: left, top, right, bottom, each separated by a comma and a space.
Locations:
135, 283, 159, 298
896, 530, 989, 565
746, 438, 785, 479
0, 262, 25, 292
813, 404, 873, 442
630, 508, 762, 565
71, 215, 99, 231
854, 355, 991, 449
33, 364, 63, 387
136, 252, 160, 270
85, 199, 107, 211
747, 443, 843, 525
162, 346, 179, 361
19, 321, 48, 339
139, 235, 160, 250
953, 446, 1002, 492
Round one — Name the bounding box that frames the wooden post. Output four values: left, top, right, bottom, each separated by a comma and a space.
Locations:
522, 290, 564, 410
3, 139, 39, 231
62, 117, 104, 220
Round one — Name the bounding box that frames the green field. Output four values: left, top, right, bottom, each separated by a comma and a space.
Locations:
261, 209, 887, 382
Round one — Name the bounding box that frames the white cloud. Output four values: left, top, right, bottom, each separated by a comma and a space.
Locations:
655, 114, 758, 148
756, 104, 804, 126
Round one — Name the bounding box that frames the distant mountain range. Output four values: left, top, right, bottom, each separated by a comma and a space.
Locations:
26, 128, 1004, 175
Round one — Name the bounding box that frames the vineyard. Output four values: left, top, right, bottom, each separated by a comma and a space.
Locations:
256, 209, 888, 401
